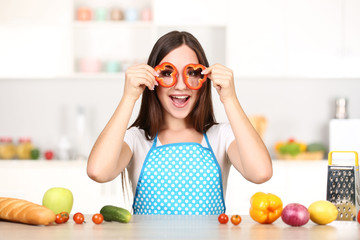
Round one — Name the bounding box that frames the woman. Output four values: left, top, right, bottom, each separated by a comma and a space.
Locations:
87, 31, 272, 215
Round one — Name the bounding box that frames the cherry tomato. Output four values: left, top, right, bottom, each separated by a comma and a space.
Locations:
55, 214, 63, 224
357, 210, 360, 224
218, 213, 229, 224
92, 213, 104, 224
73, 212, 85, 224
231, 215, 242, 225
44, 150, 54, 160
55, 212, 69, 224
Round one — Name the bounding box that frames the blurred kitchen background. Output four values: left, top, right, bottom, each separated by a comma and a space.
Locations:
1, 0, 360, 160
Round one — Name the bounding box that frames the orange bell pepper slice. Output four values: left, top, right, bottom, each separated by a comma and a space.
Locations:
183, 64, 207, 90
154, 62, 178, 88
249, 192, 283, 224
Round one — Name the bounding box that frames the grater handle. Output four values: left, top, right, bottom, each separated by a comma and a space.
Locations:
328, 151, 359, 166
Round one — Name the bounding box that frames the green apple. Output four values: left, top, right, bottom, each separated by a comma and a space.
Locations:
42, 187, 73, 214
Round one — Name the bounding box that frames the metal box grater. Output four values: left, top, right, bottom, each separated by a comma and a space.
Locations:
326, 151, 359, 221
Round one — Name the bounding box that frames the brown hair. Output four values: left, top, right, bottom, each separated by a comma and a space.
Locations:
130, 31, 217, 138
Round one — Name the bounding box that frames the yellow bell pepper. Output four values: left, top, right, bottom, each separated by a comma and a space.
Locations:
249, 192, 283, 224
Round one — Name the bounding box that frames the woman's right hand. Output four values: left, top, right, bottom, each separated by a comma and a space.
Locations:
123, 64, 159, 101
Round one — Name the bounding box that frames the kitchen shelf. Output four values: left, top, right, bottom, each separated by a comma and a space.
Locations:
74, 21, 154, 29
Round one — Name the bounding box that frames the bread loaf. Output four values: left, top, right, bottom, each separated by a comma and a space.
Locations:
0, 197, 55, 225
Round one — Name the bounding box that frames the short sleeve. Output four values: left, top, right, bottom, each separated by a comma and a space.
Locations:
221, 122, 235, 151
124, 127, 138, 152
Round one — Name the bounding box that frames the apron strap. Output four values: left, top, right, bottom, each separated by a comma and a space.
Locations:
203, 132, 213, 150
152, 132, 158, 147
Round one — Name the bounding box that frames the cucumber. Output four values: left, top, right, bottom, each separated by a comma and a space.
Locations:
100, 205, 132, 223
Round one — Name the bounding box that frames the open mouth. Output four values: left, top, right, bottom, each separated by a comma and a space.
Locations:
170, 95, 190, 107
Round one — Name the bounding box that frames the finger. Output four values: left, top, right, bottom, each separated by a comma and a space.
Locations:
134, 73, 156, 90
127, 64, 158, 78
210, 74, 232, 89
203, 64, 231, 75
211, 73, 233, 82
141, 64, 159, 77
128, 65, 158, 86
138, 65, 159, 86
201, 66, 212, 75
134, 76, 155, 91
212, 81, 221, 91
208, 70, 233, 83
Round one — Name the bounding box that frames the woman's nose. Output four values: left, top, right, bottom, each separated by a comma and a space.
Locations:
174, 74, 187, 90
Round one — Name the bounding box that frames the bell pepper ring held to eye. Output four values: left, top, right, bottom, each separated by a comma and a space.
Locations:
183, 64, 207, 90
154, 62, 178, 88
154, 62, 207, 90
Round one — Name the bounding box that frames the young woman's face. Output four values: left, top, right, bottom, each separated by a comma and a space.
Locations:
156, 45, 200, 122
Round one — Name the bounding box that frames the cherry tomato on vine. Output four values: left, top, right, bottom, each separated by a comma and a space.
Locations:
55, 212, 69, 224
218, 213, 229, 224
231, 215, 242, 225
92, 213, 104, 224
73, 212, 85, 224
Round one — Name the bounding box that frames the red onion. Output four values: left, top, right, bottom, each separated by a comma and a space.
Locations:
281, 203, 310, 226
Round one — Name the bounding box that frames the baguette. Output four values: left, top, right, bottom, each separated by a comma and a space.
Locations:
0, 197, 55, 225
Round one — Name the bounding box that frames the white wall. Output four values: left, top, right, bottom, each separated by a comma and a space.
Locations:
1, 77, 359, 158
0, 0, 360, 158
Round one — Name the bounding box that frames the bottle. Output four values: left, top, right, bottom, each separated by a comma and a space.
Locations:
17, 137, 33, 159
0, 137, 16, 160
335, 98, 348, 119
74, 106, 93, 160
58, 105, 72, 160
58, 136, 71, 160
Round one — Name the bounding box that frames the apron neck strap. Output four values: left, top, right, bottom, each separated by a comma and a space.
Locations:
203, 132, 212, 149
152, 132, 159, 147
152, 132, 212, 149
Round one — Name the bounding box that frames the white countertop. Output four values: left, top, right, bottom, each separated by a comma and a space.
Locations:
0, 215, 359, 240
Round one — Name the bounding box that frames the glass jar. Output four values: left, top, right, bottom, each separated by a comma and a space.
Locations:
0, 137, 17, 160
17, 137, 33, 160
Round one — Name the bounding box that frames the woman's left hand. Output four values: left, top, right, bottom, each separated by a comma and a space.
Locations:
202, 64, 236, 104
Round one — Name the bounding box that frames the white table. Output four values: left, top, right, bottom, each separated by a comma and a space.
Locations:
0, 215, 359, 240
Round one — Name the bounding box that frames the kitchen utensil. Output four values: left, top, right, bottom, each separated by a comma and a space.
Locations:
326, 151, 359, 221
335, 97, 348, 119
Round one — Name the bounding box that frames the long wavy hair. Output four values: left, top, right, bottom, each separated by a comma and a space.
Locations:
130, 31, 217, 138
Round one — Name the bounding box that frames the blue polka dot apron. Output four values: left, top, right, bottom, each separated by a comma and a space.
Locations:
132, 133, 226, 215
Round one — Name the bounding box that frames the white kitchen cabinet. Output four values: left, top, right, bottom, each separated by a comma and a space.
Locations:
284, 0, 342, 78
72, 0, 226, 76
0, 159, 328, 214
0, 0, 225, 79
1, 0, 359, 79
226, 0, 287, 78
0, 0, 73, 78
227, 0, 360, 78
153, 0, 228, 26
343, 0, 360, 78
0, 160, 131, 214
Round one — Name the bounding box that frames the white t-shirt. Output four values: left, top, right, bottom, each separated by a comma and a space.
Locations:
124, 122, 235, 198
